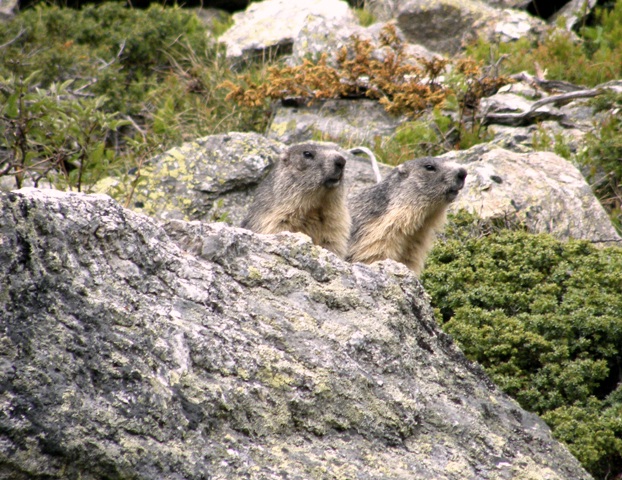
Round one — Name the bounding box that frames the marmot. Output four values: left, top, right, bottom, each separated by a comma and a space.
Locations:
346, 157, 467, 274
241, 141, 351, 258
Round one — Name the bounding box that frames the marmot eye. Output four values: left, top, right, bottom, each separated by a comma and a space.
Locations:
302, 151, 314, 159
424, 164, 436, 171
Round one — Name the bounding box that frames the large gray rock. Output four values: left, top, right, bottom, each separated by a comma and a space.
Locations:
365, 0, 532, 20
219, 0, 357, 62
267, 99, 407, 145
0, 187, 592, 479
444, 145, 622, 244
290, 17, 440, 65
550, 0, 598, 31
0, 0, 18, 21
124, 132, 283, 226
394, 0, 544, 53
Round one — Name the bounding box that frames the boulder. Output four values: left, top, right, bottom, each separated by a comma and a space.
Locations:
392, 0, 543, 53
550, 0, 598, 31
290, 18, 440, 65
267, 99, 406, 145
219, 0, 357, 62
487, 121, 586, 156
484, 7, 546, 43
0, 187, 593, 479
0, 0, 18, 21
395, 0, 489, 54
479, 0, 530, 8
444, 144, 621, 244
124, 132, 283, 226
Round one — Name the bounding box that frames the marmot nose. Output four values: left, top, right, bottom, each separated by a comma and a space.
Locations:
333, 156, 346, 170
456, 168, 467, 182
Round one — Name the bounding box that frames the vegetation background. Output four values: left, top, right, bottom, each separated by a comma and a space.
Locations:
1, 1, 621, 477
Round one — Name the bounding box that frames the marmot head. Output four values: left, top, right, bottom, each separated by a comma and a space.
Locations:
392, 157, 467, 206
279, 142, 347, 191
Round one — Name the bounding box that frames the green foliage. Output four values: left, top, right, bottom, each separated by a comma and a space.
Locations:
422, 211, 622, 479
531, 124, 572, 160
0, 73, 128, 191
353, 7, 376, 27
579, 95, 622, 233
544, 395, 622, 476
0, 3, 268, 200
466, 1, 622, 87
1, 4, 210, 113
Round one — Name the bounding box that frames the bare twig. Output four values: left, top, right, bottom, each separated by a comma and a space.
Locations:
0, 28, 25, 50
123, 115, 147, 142
481, 85, 612, 126
97, 40, 126, 70
509, 71, 586, 93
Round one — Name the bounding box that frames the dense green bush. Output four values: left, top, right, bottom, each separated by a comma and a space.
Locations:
1, 74, 129, 191
0, 3, 267, 199
1, 3, 210, 112
423, 212, 622, 478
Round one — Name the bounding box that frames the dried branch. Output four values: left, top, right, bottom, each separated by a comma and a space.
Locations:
480, 84, 614, 126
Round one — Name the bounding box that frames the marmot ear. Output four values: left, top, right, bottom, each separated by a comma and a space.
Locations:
396, 164, 409, 178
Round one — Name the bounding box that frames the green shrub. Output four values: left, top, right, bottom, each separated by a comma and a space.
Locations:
0, 73, 129, 191
0, 3, 211, 113
466, 1, 622, 87
0, 3, 268, 199
422, 211, 622, 479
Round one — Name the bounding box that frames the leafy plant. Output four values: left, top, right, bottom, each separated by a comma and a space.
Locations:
353, 7, 375, 27
423, 211, 622, 479
1, 72, 128, 191
0, 3, 268, 200
466, 1, 622, 87
221, 25, 451, 117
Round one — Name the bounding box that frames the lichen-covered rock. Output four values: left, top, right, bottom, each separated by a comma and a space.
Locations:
0, 188, 592, 479
289, 17, 440, 66
444, 145, 621, 244
125, 132, 282, 225
394, 0, 544, 53
219, 0, 357, 62
267, 99, 406, 145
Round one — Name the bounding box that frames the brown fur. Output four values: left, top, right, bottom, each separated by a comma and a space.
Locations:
347, 157, 467, 274
242, 142, 351, 258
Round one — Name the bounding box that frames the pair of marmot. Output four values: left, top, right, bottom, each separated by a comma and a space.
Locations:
241, 141, 467, 275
